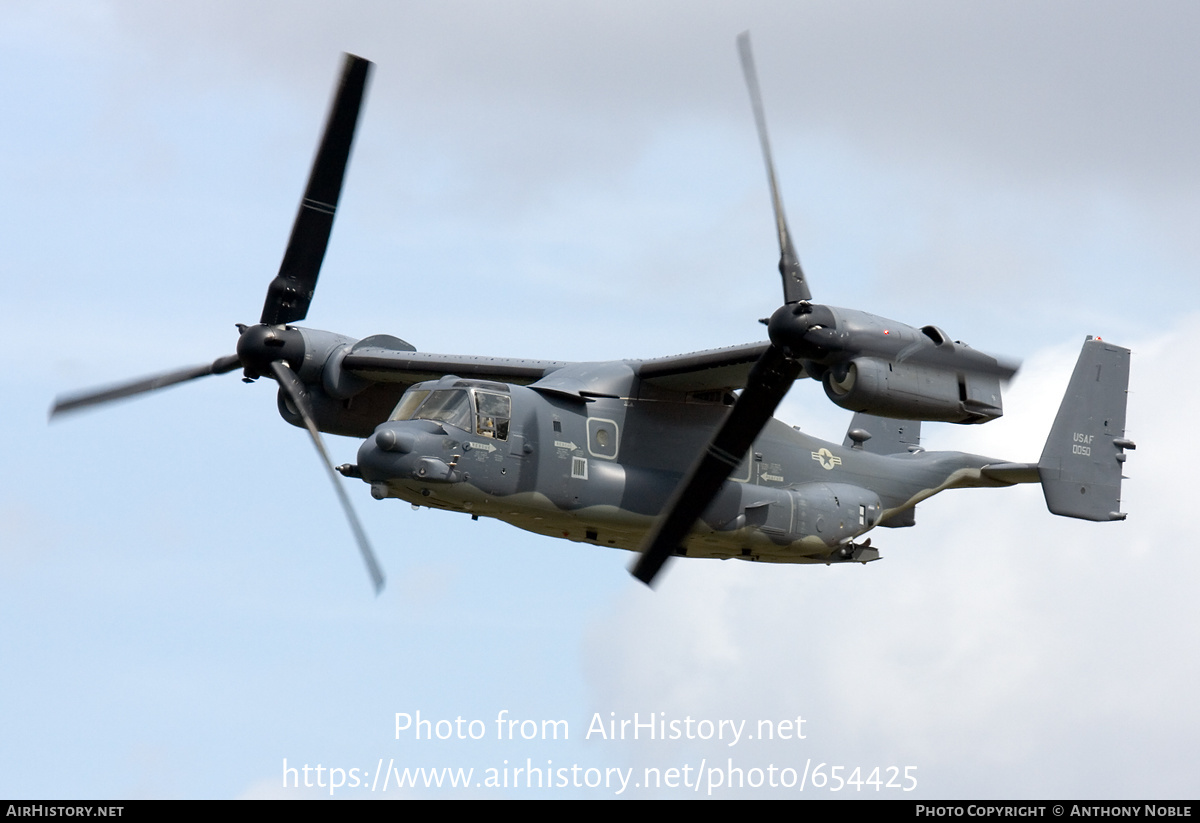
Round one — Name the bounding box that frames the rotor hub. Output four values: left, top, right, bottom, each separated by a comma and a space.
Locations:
235, 324, 306, 379
766, 302, 839, 359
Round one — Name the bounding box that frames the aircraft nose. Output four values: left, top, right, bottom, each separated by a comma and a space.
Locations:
357, 421, 458, 488
357, 425, 413, 482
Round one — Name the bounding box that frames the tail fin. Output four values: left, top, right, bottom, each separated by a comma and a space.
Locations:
1037, 337, 1134, 521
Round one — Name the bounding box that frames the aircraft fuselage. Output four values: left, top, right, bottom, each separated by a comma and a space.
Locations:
355, 373, 999, 565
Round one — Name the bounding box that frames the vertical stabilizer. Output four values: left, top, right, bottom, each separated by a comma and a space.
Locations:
1038, 337, 1134, 521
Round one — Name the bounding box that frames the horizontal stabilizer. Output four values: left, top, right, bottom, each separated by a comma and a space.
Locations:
1038, 337, 1133, 521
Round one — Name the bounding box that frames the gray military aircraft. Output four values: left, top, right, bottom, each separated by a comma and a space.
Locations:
51, 40, 1134, 593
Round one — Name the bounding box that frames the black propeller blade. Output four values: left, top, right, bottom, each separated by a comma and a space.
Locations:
50, 54, 383, 594
261, 54, 372, 326
49, 354, 242, 418
270, 360, 385, 594
737, 31, 811, 305
633, 345, 802, 585
633, 35, 810, 586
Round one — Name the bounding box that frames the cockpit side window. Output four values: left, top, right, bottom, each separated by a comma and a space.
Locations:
474, 391, 511, 440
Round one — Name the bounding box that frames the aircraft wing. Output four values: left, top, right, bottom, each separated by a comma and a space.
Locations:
343, 338, 793, 395
634, 342, 787, 393
343, 345, 569, 385
339, 333, 567, 385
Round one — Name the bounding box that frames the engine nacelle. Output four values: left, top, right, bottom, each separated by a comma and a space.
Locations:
822, 356, 1003, 424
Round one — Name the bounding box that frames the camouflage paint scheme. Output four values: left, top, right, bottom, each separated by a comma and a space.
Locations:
273, 328, 1131, 568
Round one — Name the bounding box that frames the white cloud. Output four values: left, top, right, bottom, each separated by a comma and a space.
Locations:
584, 318, 1200, 797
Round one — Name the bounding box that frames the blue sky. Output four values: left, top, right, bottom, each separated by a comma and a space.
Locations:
3, 1, 1198, 798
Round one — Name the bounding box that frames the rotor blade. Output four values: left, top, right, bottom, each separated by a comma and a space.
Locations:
737, 32, 811, 304
49, 354, 242, 419
632, 344, 802, 586
261, 54, 372, 326
269, 360, 385, 594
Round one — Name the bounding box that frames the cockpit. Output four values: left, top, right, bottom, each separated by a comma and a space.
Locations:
389, 381, 512, 440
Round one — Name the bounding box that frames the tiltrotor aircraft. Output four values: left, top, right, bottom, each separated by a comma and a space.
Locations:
52, 39, 1135, 593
